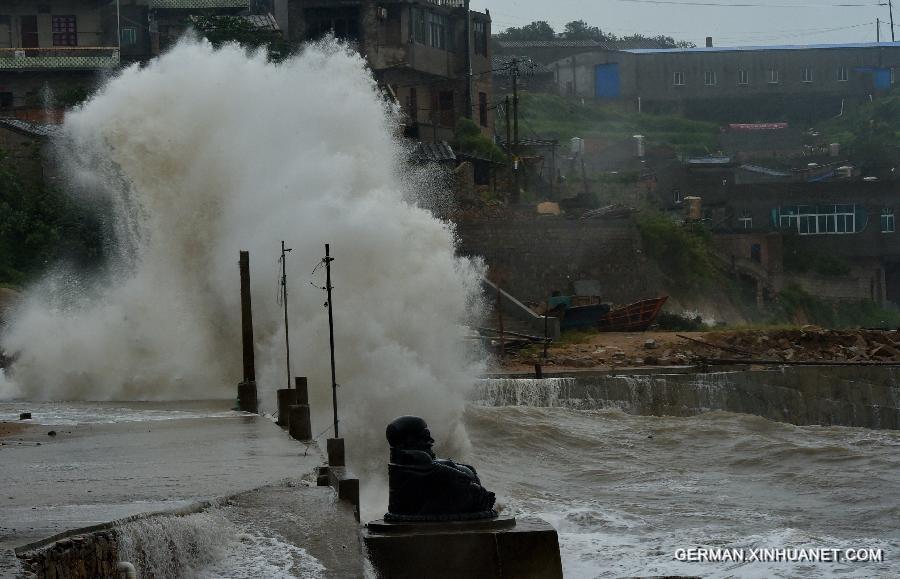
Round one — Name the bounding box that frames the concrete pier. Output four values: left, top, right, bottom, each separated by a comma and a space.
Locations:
0, 401, 324, 563
289, 377, 312, 440
276, 388, 297, 428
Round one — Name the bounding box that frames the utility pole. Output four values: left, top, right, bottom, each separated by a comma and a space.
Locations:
323, 244, 339, 439
505, 95, 512, 199
891, 0, 896, 42
511, 58, 520, 205
878, 18, 881, 43
464, 0, 473, 119
279, 240, 292, 390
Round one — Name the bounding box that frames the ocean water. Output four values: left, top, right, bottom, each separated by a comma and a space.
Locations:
465, 406, 900, 578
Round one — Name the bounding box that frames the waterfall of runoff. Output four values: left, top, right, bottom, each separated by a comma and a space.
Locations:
0, 38, 486, 510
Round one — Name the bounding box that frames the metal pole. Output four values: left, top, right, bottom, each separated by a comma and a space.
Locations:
512, 59, 520, 203
239, 251, 255, 383
878, 18, 881, 43
324, 244, 339, 438
505, 95, 512, 197
464, 0, 472, 119
891, 0, 896, 42
280, 241, 292, 389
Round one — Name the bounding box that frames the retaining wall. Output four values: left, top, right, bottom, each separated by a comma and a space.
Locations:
476, 366, 900, 429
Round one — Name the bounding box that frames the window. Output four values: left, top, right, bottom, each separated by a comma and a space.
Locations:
473, 20, 487, 56
779, 204, 857, 235
882, 208, 895, 233
478, 92, 488, 127
768, 69, 780, 84
52, 15, 77, 46
704, 71, 717, 86
739, 211, 753, 229
414, 9, 426, 44
438, 90, 454, 127
120, 27, 136, 46
406, 87, 418, 122
673, 71, 685, 86
837, 66, 848, 82
738, 69, 749, 85
801, 67, 814, 83
426, 12, 447, 50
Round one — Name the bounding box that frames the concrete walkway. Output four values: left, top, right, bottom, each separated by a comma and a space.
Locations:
0, 400, 347, 575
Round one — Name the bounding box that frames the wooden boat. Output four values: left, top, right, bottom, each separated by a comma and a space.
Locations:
597, 296, 668, 332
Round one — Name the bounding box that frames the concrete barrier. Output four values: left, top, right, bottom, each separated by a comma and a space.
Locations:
276, 388, 297, 428
236, 381, 258, 414
363, 516, 563, 578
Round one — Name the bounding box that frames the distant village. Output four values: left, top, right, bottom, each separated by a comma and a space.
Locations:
3, 0, 900, 325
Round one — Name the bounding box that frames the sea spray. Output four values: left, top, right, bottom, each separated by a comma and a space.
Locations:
0, 39, 485, 514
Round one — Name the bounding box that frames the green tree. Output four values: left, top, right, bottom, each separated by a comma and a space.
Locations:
191, 15, 290, 62
0, 151, 102, 284
453, 118, 505, 163
561, 20, 603, 41
496, 21, 556, 41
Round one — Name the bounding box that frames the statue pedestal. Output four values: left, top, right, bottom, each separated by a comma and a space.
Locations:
362, 515, 563, 579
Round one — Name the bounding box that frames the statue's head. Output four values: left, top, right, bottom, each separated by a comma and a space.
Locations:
386, 416, 434, 455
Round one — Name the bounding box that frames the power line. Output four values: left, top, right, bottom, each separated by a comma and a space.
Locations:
614, 0, 885, 6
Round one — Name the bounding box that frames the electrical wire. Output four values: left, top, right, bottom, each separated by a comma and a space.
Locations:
614, 0, 885, 7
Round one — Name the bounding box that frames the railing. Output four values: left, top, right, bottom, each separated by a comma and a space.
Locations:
0, 47, 120, 70
427, 0, 467, 7
150, 0, 249, 8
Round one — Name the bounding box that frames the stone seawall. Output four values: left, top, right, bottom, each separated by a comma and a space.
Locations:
17, 531, 119, 579
456, 218, 663, 304
476, 366, 900, 429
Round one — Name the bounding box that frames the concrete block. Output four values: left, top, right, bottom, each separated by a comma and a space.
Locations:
294, 376, 309, 404
363, 516, 563, 579
288, 404, 312, 441
237, 381, 258, 414
276, 388, 297, 428
326, 437, 345, 466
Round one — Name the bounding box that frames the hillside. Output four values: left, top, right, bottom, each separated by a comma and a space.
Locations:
498, 93, 720, 155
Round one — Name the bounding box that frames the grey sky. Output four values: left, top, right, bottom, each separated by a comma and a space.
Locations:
470, 0, 896, 47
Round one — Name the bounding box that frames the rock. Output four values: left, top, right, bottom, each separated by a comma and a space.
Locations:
643, 356, 658, 365
19, 413, 31, 420
47, 431, 56, 437
644, 339, 658, 350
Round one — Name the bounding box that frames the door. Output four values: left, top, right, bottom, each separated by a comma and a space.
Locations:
595, 63, 620, 99
21, 15, 39, 48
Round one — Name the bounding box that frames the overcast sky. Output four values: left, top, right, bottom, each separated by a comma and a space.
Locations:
470, 0, 896, 47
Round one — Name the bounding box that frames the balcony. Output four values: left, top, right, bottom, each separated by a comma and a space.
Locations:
0, 47, 120, 71
149, 0, 249, 8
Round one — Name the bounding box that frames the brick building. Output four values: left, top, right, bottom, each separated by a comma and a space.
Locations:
0, 0, 257, 116
548, 42, 900, 121
281, 0, 493, 142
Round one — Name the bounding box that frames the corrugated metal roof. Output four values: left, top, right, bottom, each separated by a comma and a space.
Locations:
0, 118, 61, 138
739, 164, 791, 177
497, 39, 604, 49
496, 38, 670, 50
491, 55, 552, 74
411, 141, 456, 163
240, 13, 280, 32
623, 42, 900, 54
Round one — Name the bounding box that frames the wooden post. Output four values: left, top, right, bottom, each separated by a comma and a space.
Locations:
239, 251, 255, 383
237, 251, 257, 413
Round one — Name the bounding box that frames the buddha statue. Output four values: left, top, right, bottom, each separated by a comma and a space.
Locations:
385, 415, 496, 522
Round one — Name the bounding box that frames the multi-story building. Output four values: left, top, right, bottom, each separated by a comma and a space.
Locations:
281, 0, 493, 142
549, 42, 900, 121
0, 0, 252, 117
0, 1, 120, 115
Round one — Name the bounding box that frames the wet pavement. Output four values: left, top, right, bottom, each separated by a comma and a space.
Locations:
0, 401, 325, 567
